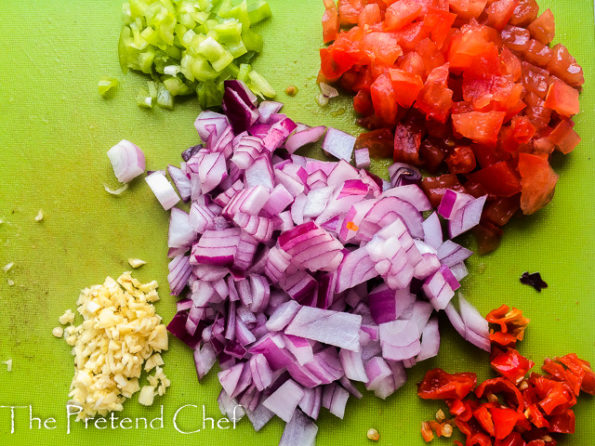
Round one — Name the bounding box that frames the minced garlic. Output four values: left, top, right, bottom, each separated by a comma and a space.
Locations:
62, 272, 168, 419
59, 309, 75, 325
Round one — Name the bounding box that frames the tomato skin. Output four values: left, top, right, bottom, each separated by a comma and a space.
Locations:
452, 111, 506, 145
388, 68, 424, 107
486, 0, 520, 31
393, 120, 424, 165
467, 161, 521, 197
544, 80, 580, 118
448, 0, 488, 20
338, 0, 364, 25
384, 0, 422, 31
547, 119, 580, 154
322, 0, 339, 43
421, 174, 466, 207
353, 89, 374, 116
483, 195, 520, 226
528, 9, 555, 44
420, 138, 447, 173
446, 145, 476, 174
517, 152, 559, 215
358, 3, 382, 27
414, 63, 453, 123
355, 128, 394, 158
501, 25, 531, 53
370, 73, 398, 126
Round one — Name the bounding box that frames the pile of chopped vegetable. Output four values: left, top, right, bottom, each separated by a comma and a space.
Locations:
60, 273, 169, 419
418, 305, 595, 445
118, 0, 275, 109
134, 80, 494, 444
319, 0, 584, 253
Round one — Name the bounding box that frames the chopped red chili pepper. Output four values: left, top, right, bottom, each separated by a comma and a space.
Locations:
417, 368, 477, 400
494, 432, 525, 446
524, 404, 550, 429
466, 432, 493, 446
490, 407, 522, 440
491, 348, 535, 384
418, 305, 592, 446
421, 420, 434, 442
473, 403, 496, 437
475, 378, 525, 412
547, 409, 575, 434
486, 305, 530, 344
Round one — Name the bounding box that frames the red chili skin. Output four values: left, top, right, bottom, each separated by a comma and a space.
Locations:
475, 378, 525, 412
528, 374, 576, 415
418, 368, 478, 400
490, 407, 523, 439
494, 431, 526, 446
466, 432, 493, 446
491, 348, 535, 384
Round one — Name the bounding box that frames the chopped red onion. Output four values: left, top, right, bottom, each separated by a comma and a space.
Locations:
145, 171, 180, 210
138, 81, 491, 446
107, 140, 146, 183
354, 148, 370, 169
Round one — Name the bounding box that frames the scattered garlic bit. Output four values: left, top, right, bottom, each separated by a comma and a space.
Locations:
35, 209, 44, 222
367, 428, 380, 441
144, 353, 164, 372
62, 272, 168, 419
58, 309, 75, 325
128, 258, 146, 269
52, 326, 64, 338
3, 262, 14, 272
104, 183, 128, 196
138, 385, 155, 407
2, 359, 12, 372
7, 279, 14, 286
435, 408, 446, 422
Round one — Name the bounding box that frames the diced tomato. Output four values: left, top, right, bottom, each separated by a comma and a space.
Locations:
422, 9, 457, 49
452, 111, 506, 145
501, 25, 531, 52
338, 0, 363, 25
471, 143, 511, 169
467, 161, 521, 197
395, 20, 429, 51
473, 220, 503, 254
524, 39, 553, 68
384, 0, 422, 31
322, 0, 340, 43
358, 3, 382, 27
415, 38, 445, 77
500, 47, 522, 81
361, 32, 403, 66
393, 120, 424, 165
486, 0, 520, 31
483, 195, 520, 226
414, 63, 453, 123
544, 80, 580, 118
446, 145, 476, 174
547, 43, 585, 88
500, 115, 536, 152
320, 37, 365, 81
449, 24, 500, 76
355, 128, 394, 157
547, 119, 580, 154
420, 138, 447, 173
421, 174, 466, 207
465, 179, 488, 198
398, 51, 425, 78
528, 9, 555, 44
517, 152, 559, 215
521, 61, 550, 99
370, 73, 398, 125
509, 0, 539, 27
353, 89, 374, 116
524, 92, 552, 129
448, 0, 488, 19
388, 68, 424, 107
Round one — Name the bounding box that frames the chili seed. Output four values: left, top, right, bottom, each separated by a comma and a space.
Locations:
435, 409, 446, 421
367, 427, 380, 441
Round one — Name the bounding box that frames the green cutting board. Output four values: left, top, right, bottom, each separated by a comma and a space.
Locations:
0, 1, 593, 445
